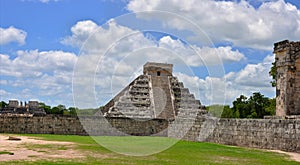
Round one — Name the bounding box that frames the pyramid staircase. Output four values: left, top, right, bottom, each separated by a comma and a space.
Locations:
104, 75, 155, 118
98, 62, 207, 120
170, 77, 207, 119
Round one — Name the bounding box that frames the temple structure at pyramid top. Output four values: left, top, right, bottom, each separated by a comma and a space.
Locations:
99, 62, 207, 120
143, 62, 173, 76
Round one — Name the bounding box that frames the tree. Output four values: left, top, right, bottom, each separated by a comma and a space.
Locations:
68, 107, 78, 116
57, 104, 66, 111
206, 93, 275, 119
232, 95, 248, 118
231, 93, 275, 119
265, 98, 276, 116
0, 101, 8, 109
39, 102, 51, 114
269, 61, 276, 87
221, 105, 234, 118
51, 106, 63, 114
248, 92, 269, 118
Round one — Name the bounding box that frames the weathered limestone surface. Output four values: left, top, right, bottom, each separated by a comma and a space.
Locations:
99, 62, 207, 119
143, 62, 173, 76
274, 40, 300, 116
0, 115, 299, 152
176, 117, 300, 153
170, 77, 207, 119
0, 115, 168, 136
102, 75, 154, 119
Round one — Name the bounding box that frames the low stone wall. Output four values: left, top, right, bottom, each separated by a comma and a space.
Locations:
0, 115, 299, 152
176, 117, 300, 153
0, 115, 168, 136
208, 118, 300, 152
0, 115, 84, 135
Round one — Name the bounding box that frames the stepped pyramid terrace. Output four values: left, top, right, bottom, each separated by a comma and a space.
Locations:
97, 62, 207, 120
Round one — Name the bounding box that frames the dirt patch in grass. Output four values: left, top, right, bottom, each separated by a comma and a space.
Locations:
269, 150, 300, 162
0, 134, 85, 162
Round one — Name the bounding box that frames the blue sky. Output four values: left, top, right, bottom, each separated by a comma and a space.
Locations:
0, 0, 300, 108
0, 0, 128, 52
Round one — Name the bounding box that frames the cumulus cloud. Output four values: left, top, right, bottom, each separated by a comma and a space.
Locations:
62, 20, 247, 107
61, 19, 146, 54
0, 50, 77, 78
158, 36, 246, 66
174, 54, 275, 105
62, 20, 245, 66
227, 54, 274, 85
174, 72, 227, 105
61, 20, 99, 48
0, 50, 77, 106
0, 18, 272, 108
0, 26, 27, 45
127, 0, 300, 50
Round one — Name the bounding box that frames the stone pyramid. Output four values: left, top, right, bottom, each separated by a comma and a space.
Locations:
99, 62, 207, 120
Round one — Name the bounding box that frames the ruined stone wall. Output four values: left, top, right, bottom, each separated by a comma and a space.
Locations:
0, 115, 299, 152
175, 117, 300, 153
0, 115, 168, 136
0, 115, 87, 135
274, 40, 300, 116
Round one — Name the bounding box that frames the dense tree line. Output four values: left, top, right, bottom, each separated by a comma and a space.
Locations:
1, 93, 275, 119
36, 103, 100, 116
207, 92, 276, 119
38, 103, 77, 115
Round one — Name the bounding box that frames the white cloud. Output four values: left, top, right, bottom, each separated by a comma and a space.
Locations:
0, 50, 77, 106
226, 54, 274, 87
0, 50, 77, 78
22, 0, 60, 3
225, 54, 275, 101
127, 0, 300, 50
158, 36, 246, 66
61, 20, 247, 108
0, 26, 27, 45
0, 19, 271, 108
63, 20, 245, 67
174, 54, 275, 105
61, 19, 145, 54
174, 72, 227, 105
61, 20, 99, 48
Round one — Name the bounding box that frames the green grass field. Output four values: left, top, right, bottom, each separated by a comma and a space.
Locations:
1, 134, 299, 165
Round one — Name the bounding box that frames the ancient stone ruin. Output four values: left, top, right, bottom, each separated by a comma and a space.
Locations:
0, 100, 46, 116
274, 40, 300, 117
0, 53, 300, 152
98, 62, 207, 120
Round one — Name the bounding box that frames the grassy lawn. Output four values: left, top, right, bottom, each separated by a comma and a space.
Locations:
2, 134, 299, 165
